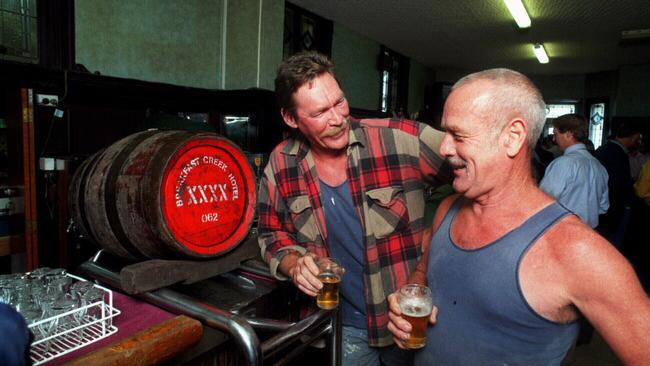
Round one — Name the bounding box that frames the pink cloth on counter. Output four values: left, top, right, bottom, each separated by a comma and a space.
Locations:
45, 290, 174, 365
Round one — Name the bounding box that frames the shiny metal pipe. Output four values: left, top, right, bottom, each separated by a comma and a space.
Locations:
141, 290, 262, 366
79, 259, 263, 366
329, 308, 342, 366
261, 308, 333, 356
80, 251, 341, 366
241, 316, 295, 332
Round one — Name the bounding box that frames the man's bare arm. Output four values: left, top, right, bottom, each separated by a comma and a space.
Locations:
408, 194, 459, 284
388, 194, 459, 346
558, 224, 650, 365
409, 227, 432, 285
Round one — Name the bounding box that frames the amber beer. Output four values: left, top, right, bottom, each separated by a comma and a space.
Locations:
317, 272, 341, 310
401, 300, 431, 349
316, 257, 344, 310
398, 284, 433, 349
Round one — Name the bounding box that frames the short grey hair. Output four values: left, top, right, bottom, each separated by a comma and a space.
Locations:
452, 68, 546, 149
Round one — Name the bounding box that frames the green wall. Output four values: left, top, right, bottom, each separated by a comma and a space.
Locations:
616, 64, 650, 117
258, 0, 285, 90
408, 60, 436, 116
75, 0, 283, 91
73, 0, 467, 116
223, 0, 257, 89
72, 2, 650, 119
331, 23, 436, 115
75, 0, 223, 89
435, 67, 469, 84
224, 0, 283, 90
74, 1, 431, 111
530, 74, 586, 102
331, 23, 381, 111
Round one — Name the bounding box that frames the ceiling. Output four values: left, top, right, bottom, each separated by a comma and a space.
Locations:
288, 0, 650, 76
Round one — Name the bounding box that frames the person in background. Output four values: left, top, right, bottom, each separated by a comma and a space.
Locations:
0, 303, 32, 366
595, 123, 642, 249
257, 51, 450, 365
539, 113, 610, 346
532, 135, 555, 183
632, 160, 650, 290
635, 160, 650, 206
584, 139, 596, 154
542, 135, 562, 158
385, 68, 650, 365
630, 141, 649, 181
540, 113, 609, 229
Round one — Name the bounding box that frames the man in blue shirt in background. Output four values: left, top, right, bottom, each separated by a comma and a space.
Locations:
540, 114, 609, 229
539, 113, 610, 346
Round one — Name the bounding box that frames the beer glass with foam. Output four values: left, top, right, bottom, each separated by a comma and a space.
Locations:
316, 257, 344, 310
398, 284, 433, 349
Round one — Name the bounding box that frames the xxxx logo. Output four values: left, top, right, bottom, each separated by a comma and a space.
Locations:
185, 183, 230, 205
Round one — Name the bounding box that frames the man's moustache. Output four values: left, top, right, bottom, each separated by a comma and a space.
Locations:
320, 119, 349, 138
446, 156, 467, 169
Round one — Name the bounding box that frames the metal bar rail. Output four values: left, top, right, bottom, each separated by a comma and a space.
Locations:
79, 252, 341, 366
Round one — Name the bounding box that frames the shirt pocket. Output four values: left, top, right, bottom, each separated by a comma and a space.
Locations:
366, 186, 409, 239
287, 195, 319, 243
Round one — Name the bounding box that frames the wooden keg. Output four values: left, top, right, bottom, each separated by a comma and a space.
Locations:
68, 150, 104, 244
69, 130, 256, 260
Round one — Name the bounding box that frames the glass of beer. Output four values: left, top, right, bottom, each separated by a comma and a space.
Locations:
398, 284, 433, 349
316, 257, 344, 310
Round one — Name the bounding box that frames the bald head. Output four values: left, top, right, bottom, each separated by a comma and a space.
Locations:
452, 68, 546, 148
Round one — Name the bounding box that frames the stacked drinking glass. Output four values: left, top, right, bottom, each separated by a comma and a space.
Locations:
0, 268, 106, 350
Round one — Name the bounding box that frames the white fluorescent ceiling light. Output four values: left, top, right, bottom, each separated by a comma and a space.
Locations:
533, 43, 549, 64
504, 0, 531, 28
621, 28, 650, 40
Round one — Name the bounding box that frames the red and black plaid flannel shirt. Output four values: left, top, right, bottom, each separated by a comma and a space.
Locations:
257, 118, 450, 346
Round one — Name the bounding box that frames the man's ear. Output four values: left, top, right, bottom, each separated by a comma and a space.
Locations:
503, 118, 528, 157
566, 131, 576, 143
281, 108, 298, 129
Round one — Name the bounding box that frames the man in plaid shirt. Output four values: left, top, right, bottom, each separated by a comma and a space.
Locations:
258, 51, 449, 365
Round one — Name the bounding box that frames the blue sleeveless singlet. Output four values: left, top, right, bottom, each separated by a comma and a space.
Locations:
415, 198, 580, 366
